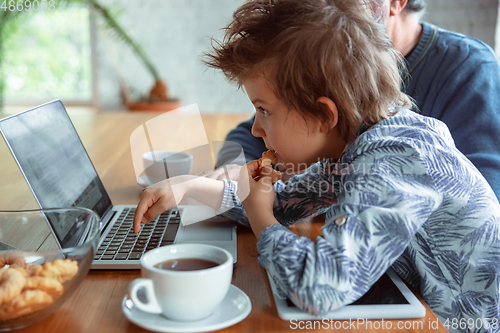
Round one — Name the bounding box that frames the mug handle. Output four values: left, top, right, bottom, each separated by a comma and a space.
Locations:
129, 278, 162, 314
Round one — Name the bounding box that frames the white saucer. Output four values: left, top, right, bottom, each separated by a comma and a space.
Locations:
137, 174, 154, 187
122, 284, 252, 333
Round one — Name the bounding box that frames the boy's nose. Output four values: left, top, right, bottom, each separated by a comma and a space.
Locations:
251, 118, 265, 138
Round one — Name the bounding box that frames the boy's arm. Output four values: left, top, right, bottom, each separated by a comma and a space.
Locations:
217, 159, 339, 227
133, 176, 225, 232
256, 144, 443, 316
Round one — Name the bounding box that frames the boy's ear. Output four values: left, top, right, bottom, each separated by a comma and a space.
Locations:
390, 0, 407, 16
316, 96, 338, 132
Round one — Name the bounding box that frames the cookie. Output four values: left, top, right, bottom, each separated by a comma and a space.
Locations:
0, 269, 25, 306
0, 290, 53, 321
0, 257, 26, 269
24, 277, 63, 298
256, 150, 282, 184
34, 259, 78, 283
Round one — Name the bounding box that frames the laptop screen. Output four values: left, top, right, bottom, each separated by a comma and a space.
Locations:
0, 101, 112, 242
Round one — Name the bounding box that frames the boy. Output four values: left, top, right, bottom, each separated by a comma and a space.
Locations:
134, 1, 500, 331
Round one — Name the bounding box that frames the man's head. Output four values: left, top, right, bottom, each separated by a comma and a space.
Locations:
405, 0, 426, 15
376, 0, 426, 20
376, 0, 425, 55
205, 0, 410, 143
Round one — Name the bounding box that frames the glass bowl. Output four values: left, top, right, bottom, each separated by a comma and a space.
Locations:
0, 208, 100, 331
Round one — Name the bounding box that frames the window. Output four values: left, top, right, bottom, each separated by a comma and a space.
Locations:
3, 3, 92, 104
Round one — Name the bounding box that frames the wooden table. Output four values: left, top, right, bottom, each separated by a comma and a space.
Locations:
0, 110, 448, 333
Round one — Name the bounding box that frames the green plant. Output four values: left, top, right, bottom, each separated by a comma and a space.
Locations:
0, 0, 168, 110
87, 0, 169, 102
0, 10, 24, 109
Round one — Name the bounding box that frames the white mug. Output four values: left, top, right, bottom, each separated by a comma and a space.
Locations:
128, 244, 233, 321
142, 150, 193, 184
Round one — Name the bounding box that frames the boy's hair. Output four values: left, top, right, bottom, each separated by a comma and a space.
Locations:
205, 0, 411, 143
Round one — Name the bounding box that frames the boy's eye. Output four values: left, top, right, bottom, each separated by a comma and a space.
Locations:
258, 107, 269, 117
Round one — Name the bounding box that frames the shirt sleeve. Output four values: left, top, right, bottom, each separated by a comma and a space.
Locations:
256, 142, 443, 316
217, 158, 340, 228
215, 116, 268, 168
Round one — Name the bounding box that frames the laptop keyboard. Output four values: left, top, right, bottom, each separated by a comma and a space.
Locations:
93, 207, 181, 261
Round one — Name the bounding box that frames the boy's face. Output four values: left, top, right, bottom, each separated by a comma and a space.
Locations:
243, 74, 337, 170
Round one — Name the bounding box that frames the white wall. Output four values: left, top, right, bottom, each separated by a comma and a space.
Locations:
95, 0, 252, 112
423, 0, 498, 50
94, 0, 499, 113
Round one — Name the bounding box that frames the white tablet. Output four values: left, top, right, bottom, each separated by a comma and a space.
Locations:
268, 268, 426, 320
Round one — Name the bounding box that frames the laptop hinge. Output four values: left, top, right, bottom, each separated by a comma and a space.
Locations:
100, 209, 117, 232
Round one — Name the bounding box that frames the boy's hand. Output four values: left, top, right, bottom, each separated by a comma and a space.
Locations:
238, 161, 275, 213
238, 161, 278, 237
133, 184, 179, 233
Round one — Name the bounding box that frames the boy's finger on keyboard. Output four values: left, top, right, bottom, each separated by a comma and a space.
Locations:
133, 200, 152, 233
134, 188, 162, 232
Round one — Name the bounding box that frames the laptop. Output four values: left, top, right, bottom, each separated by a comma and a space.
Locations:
0, 100, 237, 269
268, 267, 426, 320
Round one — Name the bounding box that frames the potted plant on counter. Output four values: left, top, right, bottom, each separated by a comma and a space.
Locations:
89, 0, 181, 111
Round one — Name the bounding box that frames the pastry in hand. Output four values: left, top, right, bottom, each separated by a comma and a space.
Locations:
256, 150, 282, 184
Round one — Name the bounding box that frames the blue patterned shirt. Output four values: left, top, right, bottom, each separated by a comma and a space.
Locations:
219, 108, 500, 333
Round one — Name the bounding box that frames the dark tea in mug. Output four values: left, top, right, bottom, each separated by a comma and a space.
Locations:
154, 258, 219, 271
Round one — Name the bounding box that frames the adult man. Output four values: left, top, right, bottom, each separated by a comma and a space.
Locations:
211, 0, 500, 200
